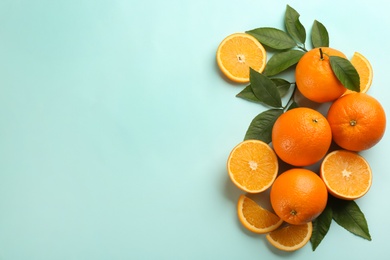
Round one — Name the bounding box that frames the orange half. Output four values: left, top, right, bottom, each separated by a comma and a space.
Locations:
227, 140, 278, 193
320, 150, 372, 200
237, 194, 283, 234
266, 222, 312, 251
345, 52, 373, 94
216, 33, 266, 83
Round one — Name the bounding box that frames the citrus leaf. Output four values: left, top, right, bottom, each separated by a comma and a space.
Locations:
270, 78, 292, 97
246, 27, 296, 50
236, 85, 261, 103
311, 20, 329, 48
244, 109, 283, 143
329, 56, 360, 92
311, 204, 333, 251
330, 198, 371, 241
263, 50, 305, 76
250, 68, 282, 108
285, 5, 306, 45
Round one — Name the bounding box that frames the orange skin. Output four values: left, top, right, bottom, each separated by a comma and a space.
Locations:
296, 47, 347, 103
270, 168, 328, 225
272, 107, 332, 166
327, 93, 386, 151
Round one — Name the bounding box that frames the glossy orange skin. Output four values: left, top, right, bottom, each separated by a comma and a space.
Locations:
296, 47, 347, 103
327, 92, 386, 151
270, 168, 328, 225
272, 107, 332, 166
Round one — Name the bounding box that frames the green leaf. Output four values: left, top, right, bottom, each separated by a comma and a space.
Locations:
311, 204, 333, 251
270, 78, 291, 97
311, 20, 329, 48
246, 27, 296, 50
244, 109, 283, 143
285, 5, 306, 45
263, 50, 305, 76
330, 198, 371, 241
329, 56, 360, 92
250, 68, 282, 108
236, 85, 261, 103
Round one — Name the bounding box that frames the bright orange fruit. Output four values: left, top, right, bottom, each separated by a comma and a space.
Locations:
216, 33, 266, 83
227, 140, 278, 193
271, 107, 332, 166
295, 47, 347, 103
320, 150, 372, 200
327, 92, 386, 151
237, 194, 283, 234
270, 168, 328, 225
266, 222, 313, 251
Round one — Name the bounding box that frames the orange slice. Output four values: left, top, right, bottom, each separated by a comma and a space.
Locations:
216, 33, 266, 83
227, 140, 278, 193
266, 222, 312, 251
345, 52, 373, 94
237, 194, 283, 234
320, 150, 372, 200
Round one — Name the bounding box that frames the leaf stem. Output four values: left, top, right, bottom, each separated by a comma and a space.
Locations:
283, 83, 297, 111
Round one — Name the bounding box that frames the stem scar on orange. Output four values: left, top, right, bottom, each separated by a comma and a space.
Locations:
216, 33, 266, 83
327, 92, 386, 151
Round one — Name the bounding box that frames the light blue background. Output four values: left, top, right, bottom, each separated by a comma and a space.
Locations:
0, 0, 389, 259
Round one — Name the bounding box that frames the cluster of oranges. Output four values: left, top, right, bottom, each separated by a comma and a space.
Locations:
217, 33, 386, 251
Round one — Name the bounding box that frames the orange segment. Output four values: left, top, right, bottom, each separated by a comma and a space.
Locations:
237, 194, 283, 234
216, 33, 266, 83
320, 150, 372, 200
227, 140, 278, 193
266, 222, 312, 251
345, 52, 373, 94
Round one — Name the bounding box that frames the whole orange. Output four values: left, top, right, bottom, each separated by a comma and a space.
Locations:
295, 47, 347, 103
327, 92, 386, 151
270, 168, 328, 225
271, 107, 332, 166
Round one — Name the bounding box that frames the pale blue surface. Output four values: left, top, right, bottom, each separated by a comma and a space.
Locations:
0, 0, 389, 259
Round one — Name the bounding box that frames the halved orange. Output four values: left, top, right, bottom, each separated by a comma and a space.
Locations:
227, 140, 278, 193
237, 194, 283, 234
266, 222, 312, 251
320, 150, 372, 200
344, 52, 373, 94
216, 33, 266, 83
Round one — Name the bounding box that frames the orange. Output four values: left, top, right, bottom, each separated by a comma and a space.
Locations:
271, 107, 332, 166
227, 140, 278, 193
216, 33, 266, 83
327, 92, 386, 151
320, 150, 372, 200
266, 222, 312, 251
344, 52, 373, 95
270, 168, 328, 225
237, 194, 283, 234
295, 47, 347, 103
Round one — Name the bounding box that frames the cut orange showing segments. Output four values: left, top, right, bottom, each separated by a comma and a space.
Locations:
320, 150, 372, 200
266, 222, 312, 252
216, 33, 266, 83
227, 140, 278, 193
237, 194, 283, 234
345, 52, 373, 94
